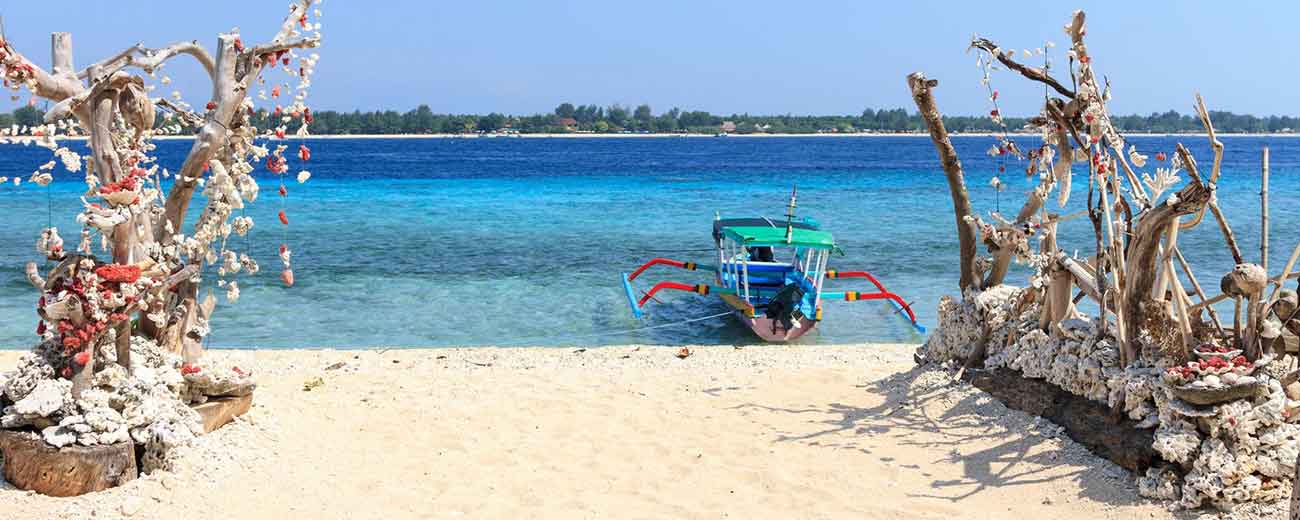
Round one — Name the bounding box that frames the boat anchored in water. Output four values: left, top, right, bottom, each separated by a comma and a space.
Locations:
621, 188, 923, 342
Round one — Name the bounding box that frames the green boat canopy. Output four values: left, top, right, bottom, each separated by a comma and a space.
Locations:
722, 225, 835, 249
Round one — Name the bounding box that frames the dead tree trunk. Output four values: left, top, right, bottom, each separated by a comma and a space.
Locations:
908, 72, 979, 293
1123, 167, 1212, 356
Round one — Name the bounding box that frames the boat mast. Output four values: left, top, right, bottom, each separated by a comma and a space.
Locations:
783, 185, 798, 244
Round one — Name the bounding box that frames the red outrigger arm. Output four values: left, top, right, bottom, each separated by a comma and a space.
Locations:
825, 270, 920, 327
627, 258, 701, 282
637, 281, 710, 307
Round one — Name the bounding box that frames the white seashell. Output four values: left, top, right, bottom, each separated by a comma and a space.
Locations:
1221, 372, 1239, 385
1203, 375, 1221, 387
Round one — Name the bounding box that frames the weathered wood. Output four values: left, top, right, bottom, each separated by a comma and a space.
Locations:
986, 171, 1053, 288
1292, 450, 1300, 519
962, 367, 1163, 472
192, 394, 254, 433
1057, 254, 1101, 302
968, 38, 1075, 99
0, 430, 137, 497
1262, 147, 1270, 272
908, 72, 979, 292
1181, 93, 1225, 231
1175, 247, 1227, 335
1124, 152, 1212, 355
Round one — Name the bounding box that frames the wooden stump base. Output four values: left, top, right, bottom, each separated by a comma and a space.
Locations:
961, 367, 1165, 472
193, 394, 254, 433
0, 430, 137, 497
0, 393, 253, 496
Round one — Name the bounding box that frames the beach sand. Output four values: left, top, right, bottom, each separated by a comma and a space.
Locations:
0, 344, 1177, 519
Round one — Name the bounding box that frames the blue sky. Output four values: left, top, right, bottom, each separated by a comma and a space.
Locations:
1, 1, 1296, 116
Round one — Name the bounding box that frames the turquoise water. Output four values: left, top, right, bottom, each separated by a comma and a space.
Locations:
1, 136, 1296, 348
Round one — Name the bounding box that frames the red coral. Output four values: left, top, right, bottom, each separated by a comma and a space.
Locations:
181, 363, 202, 375
265, 155, 288, 174
73, 350, 90, 366
95, 264, 141, 283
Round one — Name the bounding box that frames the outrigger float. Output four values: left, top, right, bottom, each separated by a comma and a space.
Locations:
621, 189, 924, 342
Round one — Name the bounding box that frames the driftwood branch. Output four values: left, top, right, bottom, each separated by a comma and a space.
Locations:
245, 36, 321, 60
1175, 143, 1243, 265
1174, 247, 1226, 335
1180, 94, 1225, 230
969, 38, 1075, 98
0, 33, 83, 102
908, 72, 979, 292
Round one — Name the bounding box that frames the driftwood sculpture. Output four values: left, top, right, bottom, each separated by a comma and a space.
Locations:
0, 1, 320, 395
0, 1, 323, 494
913, 10, 1300, 512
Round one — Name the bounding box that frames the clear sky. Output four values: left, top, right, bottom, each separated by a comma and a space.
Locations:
1, 1, 1296, 116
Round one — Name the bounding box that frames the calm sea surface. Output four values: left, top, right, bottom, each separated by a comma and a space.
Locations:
1, 136, 1296, 348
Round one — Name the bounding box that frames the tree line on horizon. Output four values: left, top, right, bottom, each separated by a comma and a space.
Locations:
3, 103, 1299, 135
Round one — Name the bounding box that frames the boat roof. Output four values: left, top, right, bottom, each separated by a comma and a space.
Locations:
720, 224, 835, 249
713, 217, 817, 242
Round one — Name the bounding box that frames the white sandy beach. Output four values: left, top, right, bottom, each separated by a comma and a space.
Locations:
0, 344, 1189, 519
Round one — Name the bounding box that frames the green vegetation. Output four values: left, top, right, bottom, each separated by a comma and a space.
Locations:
5, 104, 1299, 135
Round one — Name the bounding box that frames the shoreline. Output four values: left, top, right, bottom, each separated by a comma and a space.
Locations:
105, 131, 1300, 141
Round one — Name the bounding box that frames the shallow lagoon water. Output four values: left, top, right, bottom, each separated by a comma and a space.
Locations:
0, 135, 1296, 348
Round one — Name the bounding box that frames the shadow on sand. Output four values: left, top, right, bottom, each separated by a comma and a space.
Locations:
730, 364, 1151, 508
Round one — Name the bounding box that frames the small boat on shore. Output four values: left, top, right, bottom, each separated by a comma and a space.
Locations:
621, 188, 923, 341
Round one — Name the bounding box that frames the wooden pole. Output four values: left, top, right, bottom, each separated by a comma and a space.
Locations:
1262, 147, 1270, 271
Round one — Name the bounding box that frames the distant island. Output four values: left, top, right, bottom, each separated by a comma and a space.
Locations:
4, 103, 1299, 136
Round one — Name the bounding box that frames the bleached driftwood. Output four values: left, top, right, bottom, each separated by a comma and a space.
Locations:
3, 1, 322, 397
908, 72, 980, 293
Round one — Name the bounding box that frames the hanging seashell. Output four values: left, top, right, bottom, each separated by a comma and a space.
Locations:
278, 210, 289, 225
102, 191, 137, 207
281, 269, 295, 287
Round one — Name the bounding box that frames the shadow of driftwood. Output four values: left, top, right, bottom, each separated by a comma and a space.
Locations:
731, 364, 1145, 507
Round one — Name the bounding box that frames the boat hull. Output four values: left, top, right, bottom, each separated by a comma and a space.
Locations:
735, 312, 816, 342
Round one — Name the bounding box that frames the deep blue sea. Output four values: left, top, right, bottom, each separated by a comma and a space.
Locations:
1, 136, 1296, 348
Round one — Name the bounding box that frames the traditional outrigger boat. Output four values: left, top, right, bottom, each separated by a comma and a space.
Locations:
620, 189, 924, 342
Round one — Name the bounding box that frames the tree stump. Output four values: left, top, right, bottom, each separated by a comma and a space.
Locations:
0, 430, 137, 497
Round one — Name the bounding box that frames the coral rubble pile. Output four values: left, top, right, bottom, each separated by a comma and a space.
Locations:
921, 286, 1300, 511
0, 336, 255, 472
